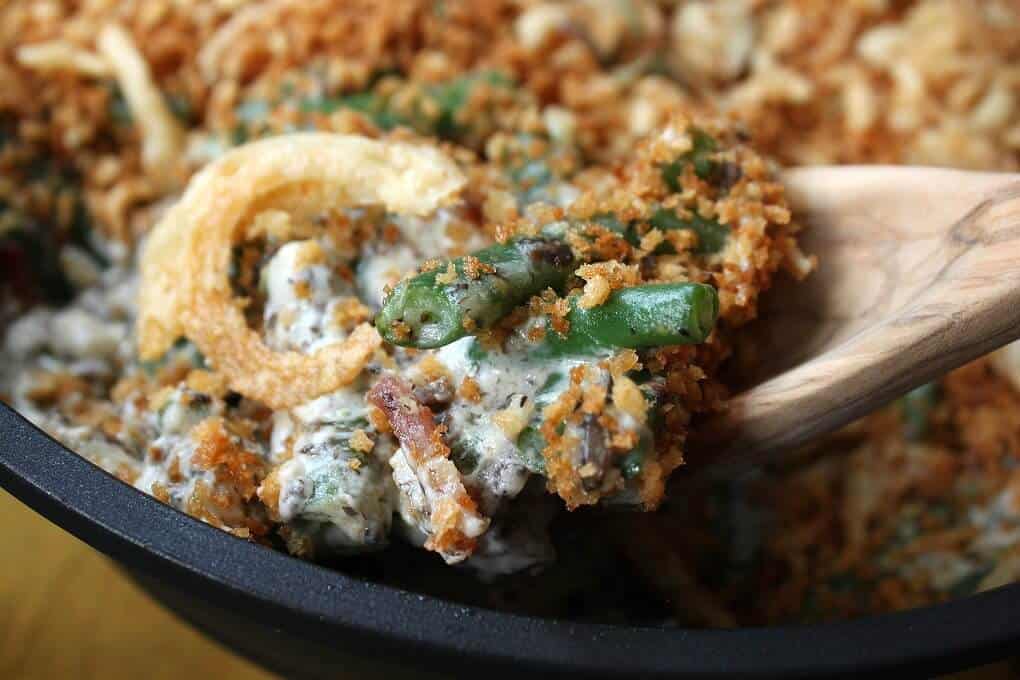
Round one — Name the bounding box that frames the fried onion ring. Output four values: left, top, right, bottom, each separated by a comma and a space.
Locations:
139, 133, 466, 409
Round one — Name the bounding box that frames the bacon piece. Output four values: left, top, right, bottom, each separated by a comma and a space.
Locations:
368, 375, 488, 563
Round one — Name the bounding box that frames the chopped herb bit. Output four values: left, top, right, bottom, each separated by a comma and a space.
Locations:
449, 436, 480, 474
466, 338, 488, 363
515, 426, 547, 474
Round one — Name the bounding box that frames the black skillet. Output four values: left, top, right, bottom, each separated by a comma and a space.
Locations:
1, 403, 1019, 678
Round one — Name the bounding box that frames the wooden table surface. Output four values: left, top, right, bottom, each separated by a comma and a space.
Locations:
0, 489, 273, 680
1, 487, 1016, 679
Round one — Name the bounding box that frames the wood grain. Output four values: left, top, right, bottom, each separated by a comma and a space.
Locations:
0, 489, 273, 680
696, 166, 1020, 464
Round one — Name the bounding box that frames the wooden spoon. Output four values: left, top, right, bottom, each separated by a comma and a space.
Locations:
693, 166, 1020, 466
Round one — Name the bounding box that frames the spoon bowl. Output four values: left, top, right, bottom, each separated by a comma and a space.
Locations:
696, 166, 1020, 464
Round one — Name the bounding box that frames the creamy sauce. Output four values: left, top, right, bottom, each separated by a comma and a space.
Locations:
429, 338, 573, 511
262, 240, 355, 353
261, 246, 396, 551
274, 387, 396, 550
135, 385, 222, 512
355, 243, 418, 310
391, 208, 489, 259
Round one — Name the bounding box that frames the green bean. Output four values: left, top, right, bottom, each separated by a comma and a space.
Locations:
515, 373, 664, 481
617, 380, 665, 480
297, 70, 513, 141
590, 212, 629, 236
586, 208, 730, 255
512, 371, 565, 474
300, 91, 408, 130
295, 448, 393, 550
660, 127, 718, 191
648, 207, 729, 255
376, 237, 575, 348
500, 132, 581, 207
539, 282, 719, 357
428, 70, 513, 140
508, 156, 555, 206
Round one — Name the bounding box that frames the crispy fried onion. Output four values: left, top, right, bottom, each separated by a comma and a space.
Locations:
97, 24, 184, 190
15, 41, 112, 77
368, 375, 489, 563
139, 133, 466, 409
198, 0, 321, 81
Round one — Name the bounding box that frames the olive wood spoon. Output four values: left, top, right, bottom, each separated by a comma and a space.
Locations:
693, 166, 1020, 466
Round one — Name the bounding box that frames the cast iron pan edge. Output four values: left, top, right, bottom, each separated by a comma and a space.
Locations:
1, 403, 1018, 678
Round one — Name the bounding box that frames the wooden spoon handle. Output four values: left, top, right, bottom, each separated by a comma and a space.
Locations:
697, 167, 1020, 465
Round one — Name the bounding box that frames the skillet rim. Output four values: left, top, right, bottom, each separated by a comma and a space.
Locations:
1, 402, 1018, 678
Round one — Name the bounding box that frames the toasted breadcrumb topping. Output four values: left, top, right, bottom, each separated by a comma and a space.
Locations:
3, 0, 1018, 626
